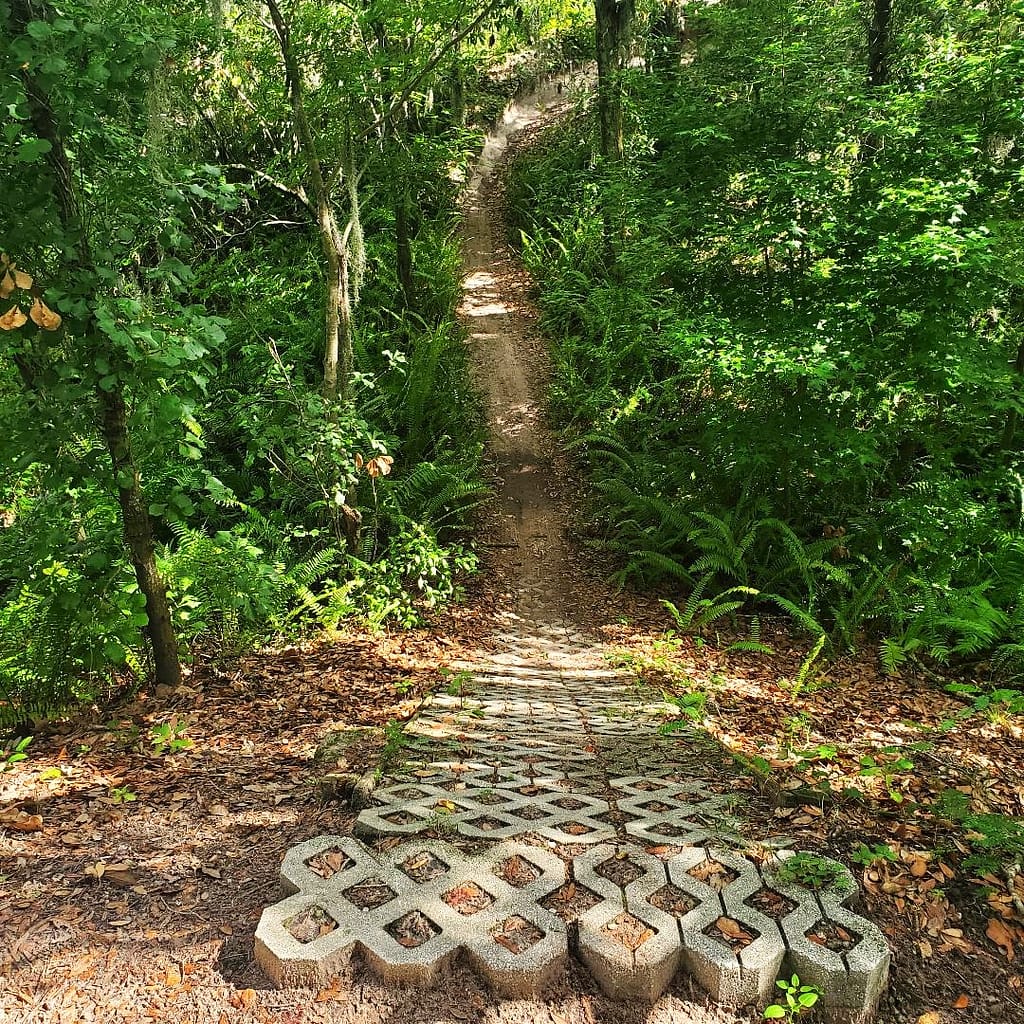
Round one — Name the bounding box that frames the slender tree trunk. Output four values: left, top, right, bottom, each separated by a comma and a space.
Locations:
98, 388, 182, 686
649, 0, 686, 73
317, 198, 344, 402
867, 0, 892, 88
266, 0, 353, 405
10, 0, 182, 687
594, 0, 633, 162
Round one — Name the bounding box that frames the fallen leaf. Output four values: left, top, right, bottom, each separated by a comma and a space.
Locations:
916, 1014, 941, 1024
988, 917, 1017, 960
953, 994, 970, 1009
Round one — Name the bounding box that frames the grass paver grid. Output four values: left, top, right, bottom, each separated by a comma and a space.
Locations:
259, 632, 890, 1021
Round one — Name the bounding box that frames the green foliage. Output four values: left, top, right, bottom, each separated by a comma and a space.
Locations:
0, 0, 577, 722
1, 735, 32, 771
764, 974, 822, 1021
149, 716, 192, 756
850, 842, 899, 867
345, 524, 478, 629
511, 0, 1024, 674
659, 690, 706, 729
775, 853, 846, 891
933, 787, 1024, 875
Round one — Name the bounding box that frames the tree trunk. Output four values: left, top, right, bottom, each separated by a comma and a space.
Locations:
10, 0, 182, 687
867, 0, 892, 88
267, 0, 353, 405
98, 388, 183, 687
594, 0, 634, 162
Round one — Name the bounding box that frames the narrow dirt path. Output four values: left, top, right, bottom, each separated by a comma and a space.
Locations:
459, 74, 584, 624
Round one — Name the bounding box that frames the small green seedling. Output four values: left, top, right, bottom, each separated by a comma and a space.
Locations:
764, 974, 822, 1020
442, 669, 473, 698
776, 852, 846, 890
149, 717, 192, 756
850, 842, 898, 867
108, 785, 137, 804
1, 735, 32, 772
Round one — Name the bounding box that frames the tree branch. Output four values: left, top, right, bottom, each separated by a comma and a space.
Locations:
225, 163, 311, 209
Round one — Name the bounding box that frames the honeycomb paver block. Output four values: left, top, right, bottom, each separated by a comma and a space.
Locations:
761, 853, 890, 1023
257, 837, 569, 997
574, 845, 683, 1002
665, 847, 785, 1007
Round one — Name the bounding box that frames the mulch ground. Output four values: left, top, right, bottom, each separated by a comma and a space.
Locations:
2, 588, 1023, 1023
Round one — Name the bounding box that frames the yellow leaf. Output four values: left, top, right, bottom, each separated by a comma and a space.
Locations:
366, 455, 394, 478
0, 305, 27, 330
916, 1014, 941, 1024
13, 268, 32, 290
0, 271, 14, 299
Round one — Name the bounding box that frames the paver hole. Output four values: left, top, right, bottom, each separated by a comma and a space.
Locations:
593, 809, 637, 826
493, 854, 543, 888
687, 858, 739, 891
492, 915, 544, 954
541, 881, 602, 921
285, 905, 338, 944
386, 910, 440, 948
630, 780, 668, 792
806, 919, 860, 952
511, 805, 549, 821
467, 814, 508, 832
651, 822, 699, 839
603, 912, 654, 951
561, 821, 595, 836
704, 916, 758, 953
745, 888, 798, 920
399, 850, 449, 883
648, 883, 697, 918
475, 791, 512, 806
382, 810, 421, 825
305, 847, 353, 880
550, 796, 588, 811
342, 877, 397, 910
595, 852, 645, 887
637, 800, 676, 814
391, 787, 430, 800
442, 881, 495, 916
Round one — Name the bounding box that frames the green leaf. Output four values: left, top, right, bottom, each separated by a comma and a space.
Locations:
15, 137, 53, 163
798, 992, 819, 1007
763, 1007, 786, 1020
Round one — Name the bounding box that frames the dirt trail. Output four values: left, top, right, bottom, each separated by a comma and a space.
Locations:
459, 74, 587, 624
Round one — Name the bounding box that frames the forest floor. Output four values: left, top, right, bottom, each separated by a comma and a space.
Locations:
2, 76, 1024, 1024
